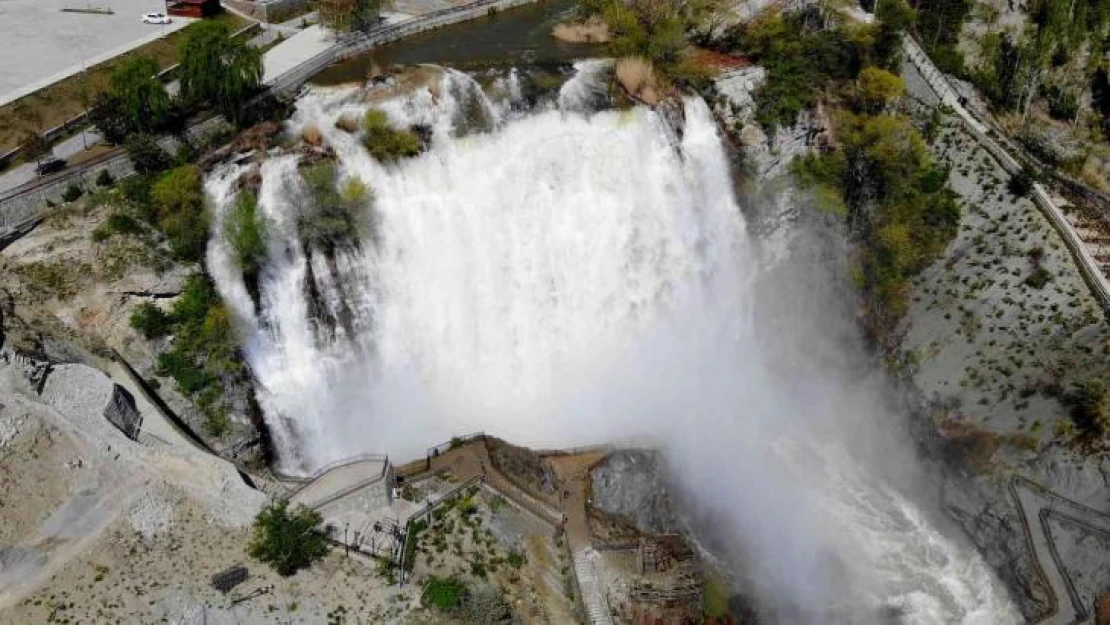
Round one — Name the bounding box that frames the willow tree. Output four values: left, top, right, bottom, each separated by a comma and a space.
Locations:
108, 55, 170, 133
317, 0, 387, 32
178, 21, 262, 125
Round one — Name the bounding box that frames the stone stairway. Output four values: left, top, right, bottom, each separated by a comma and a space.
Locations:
573, 549, 614, 625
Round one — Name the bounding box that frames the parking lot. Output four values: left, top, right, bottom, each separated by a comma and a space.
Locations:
0, 0, 193, 105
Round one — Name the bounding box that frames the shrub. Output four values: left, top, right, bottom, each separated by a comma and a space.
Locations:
130, 302, 174, 339
422, 576, 465, 612
225, 190, 268, 275
363, 109, 424, 162
1062, 381, 1110, 438
299, 162, 371, 251
1024, 267, 1052, 289
61, 183, 84, 203
96, 169, 115, 187
247, 500, 328, 576
151, 165, 210, 261
1008, 169, 1035, 197
126, 134, 172, 175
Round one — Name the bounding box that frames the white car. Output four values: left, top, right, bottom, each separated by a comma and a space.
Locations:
142, 12, 171, 24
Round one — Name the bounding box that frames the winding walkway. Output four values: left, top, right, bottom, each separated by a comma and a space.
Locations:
1009, 476, 1110, 625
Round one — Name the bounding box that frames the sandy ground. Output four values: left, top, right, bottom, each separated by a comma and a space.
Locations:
0, 0, 193, 105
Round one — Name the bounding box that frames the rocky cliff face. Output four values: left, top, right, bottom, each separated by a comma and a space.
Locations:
589, 450, 680, 536
710, 57, 1110, 622
0, 200, 267, 469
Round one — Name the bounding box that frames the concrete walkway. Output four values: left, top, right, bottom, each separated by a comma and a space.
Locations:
549, 453, 613, 625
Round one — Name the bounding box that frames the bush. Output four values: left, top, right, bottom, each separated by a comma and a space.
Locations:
96, 169, 115, 187
126, 134, 172, 175
93, 213, 144, 242
150, 165, 210, 261
363, 109, 424, 162
247, 500, 328, 576
61, 183, 84, 203
225, 190, 268, 275
130, 302, 174, 339
1062, 381, 1110, 438
299, 162, 371, 252
1008, 169, 1036, 197
422, 576, 466, 612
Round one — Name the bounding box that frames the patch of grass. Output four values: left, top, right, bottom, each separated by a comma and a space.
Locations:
422, 576, 465, 612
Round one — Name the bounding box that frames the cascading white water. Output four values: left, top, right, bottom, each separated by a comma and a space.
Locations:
206, 66, 1021, 623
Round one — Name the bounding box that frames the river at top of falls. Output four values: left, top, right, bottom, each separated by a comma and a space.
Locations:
204, 65, 1021, 624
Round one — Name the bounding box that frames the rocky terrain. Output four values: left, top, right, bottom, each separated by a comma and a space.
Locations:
0, 195, 267, 467
709, 39, 1110, 623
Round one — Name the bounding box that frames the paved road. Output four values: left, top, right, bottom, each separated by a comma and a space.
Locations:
0, 129, 103, 192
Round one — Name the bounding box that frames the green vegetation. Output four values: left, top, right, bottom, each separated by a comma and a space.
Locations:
726, 5, 959, 339
178, 21, 263, 124
129, 302, 174, 339
363, 109, 424, 162
96, 169, 115, 187
149, 165, 210, 261
125, 134, 172, 175
225, 190, 269, 277
152, 275, 241, 435
1062, 380, 1110, 439
797, 113, 959, 334
247, 500, 328, 576
299, 162, 371, 252
729, 10, 874, 130
316, 0, 386, 32
945, 0, 1110, 119
61, 183, 84, 203
108, 56, 170, 134
421, 576, 466, 612
403, 518, 428, 572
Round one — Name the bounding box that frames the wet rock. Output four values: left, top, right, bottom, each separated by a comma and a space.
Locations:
590, 450, 679, 536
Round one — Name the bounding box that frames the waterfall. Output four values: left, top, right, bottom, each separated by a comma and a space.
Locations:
206, 66, 1020, 623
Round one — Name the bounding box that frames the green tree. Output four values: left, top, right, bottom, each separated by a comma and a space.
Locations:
125, 133, 172, 175
225, 190, 268, 276
108, 55, 170, 133
855, 66, 905, 112
20, 130, 51, 170
298, 162, 372, 252
178, 21, 263, 124
317, 0, 386, 32
247, 501, 328, 576
150, 165, 210, 261
89, 92, 132, 146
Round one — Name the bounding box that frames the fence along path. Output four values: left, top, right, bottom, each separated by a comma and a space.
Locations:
901, 35, 1110, 312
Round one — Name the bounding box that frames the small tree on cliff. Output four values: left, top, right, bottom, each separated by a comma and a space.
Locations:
247, 500, 328, 576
